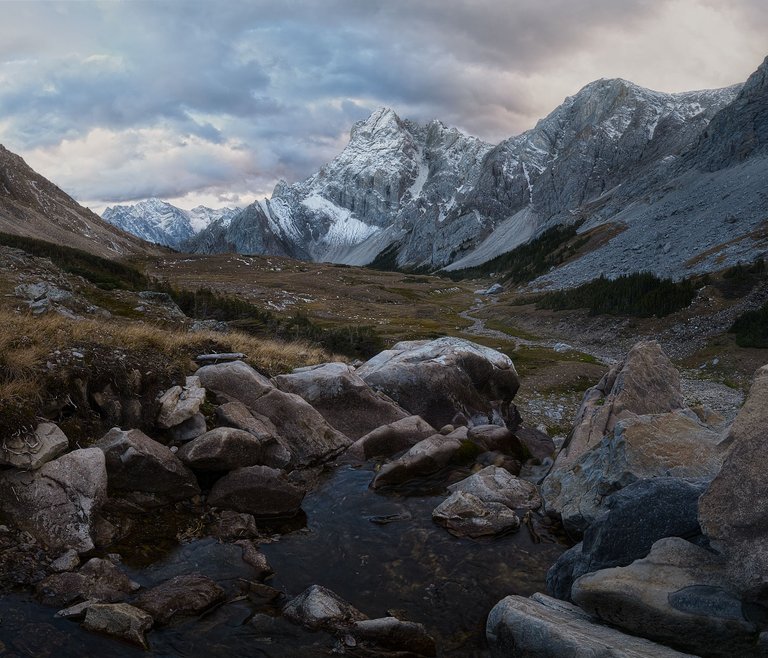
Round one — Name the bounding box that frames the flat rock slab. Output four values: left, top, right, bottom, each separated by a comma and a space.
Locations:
448, 465, 541, 510
208, 465, 305, 518
134, 574, 225, 625
571, 537, 761, 657
0, 422, 69, 470
274, 362, 409, 439
352, 617, 436, 656
487, 592, 696, 657
0, 448, 107, 553
83, 602, 153, 649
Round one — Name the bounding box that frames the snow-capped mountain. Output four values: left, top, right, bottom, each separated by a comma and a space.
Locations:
189, 56, 768, 285
102, 199, 239, 249
189, 77, 740, 270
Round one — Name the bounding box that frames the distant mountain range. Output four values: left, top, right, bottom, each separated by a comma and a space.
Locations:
102, 199, 240, 249
2, 56, 766, 286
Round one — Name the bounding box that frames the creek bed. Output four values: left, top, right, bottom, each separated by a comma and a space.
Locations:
0, 462, 566, 657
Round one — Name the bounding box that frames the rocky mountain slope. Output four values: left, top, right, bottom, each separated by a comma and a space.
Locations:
102, 199, 239, 249
185, 66, 759, 278
531, 57, 768, 290
0, 145, 154, 259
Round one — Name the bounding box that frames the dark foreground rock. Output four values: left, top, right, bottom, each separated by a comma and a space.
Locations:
347, 415, 436, 460
37, 557, 139, 607
83, 602, 153, 649
571, 537, 763, 657
547, 477, 708, 600
0, 422, 69, 470
352, 617, 437, 656
486, 592, 696, 657
371, 432, 463, 488
448, 465, 541, 510
134, 574, 225, 625
282, 584, 367, 630
208, 465, 305, 517
356, 337, 520, 429
96, 428, 200, 508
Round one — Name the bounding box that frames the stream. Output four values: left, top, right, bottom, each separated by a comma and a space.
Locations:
0, 460, 566, 657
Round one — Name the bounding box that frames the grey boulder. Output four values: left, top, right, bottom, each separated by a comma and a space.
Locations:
371, 431, 464, 489
283, 584, 367, 631
273, 362, 408, 439
0, 448, 107, 553
156, 376, 206, 429
208, 465, 305, 518
448, 465, 541, 510
83, 602, 153, 649
178, 426, 279, 471
432, 491, 520, 538
134, 574, 225, 625
37, 557, 139, 607
96, 428, 200, 508
356, 337, 519, 429
487, 592, 696, 657
347, 415, 437, 460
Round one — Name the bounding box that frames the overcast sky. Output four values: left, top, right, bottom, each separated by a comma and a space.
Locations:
0, 0, 765, 212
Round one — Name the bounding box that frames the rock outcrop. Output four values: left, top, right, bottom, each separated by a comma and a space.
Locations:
207, 465, 305, 517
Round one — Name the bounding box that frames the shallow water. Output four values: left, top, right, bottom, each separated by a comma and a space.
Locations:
0, 462, 565, 657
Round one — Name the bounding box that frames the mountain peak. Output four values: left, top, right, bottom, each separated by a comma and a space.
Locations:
350, 107, 405, 141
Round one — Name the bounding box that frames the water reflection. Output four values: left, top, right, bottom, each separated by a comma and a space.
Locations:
0, 462, 565, 657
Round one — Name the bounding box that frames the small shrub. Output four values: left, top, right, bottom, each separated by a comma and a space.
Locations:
729, 301, 768, 348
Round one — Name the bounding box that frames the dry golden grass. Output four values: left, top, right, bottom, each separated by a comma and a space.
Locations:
0, 305, 339, 437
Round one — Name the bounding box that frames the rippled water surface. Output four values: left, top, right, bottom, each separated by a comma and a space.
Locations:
0, 462, 566, 657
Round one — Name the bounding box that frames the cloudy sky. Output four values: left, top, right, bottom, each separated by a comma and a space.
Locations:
0, 0, 765, 213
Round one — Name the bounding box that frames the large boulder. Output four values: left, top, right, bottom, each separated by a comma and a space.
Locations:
554, 341, 685, 470
96, 428, 200, 508
273, 362, 409, 439
542, 410, 723, 535
347, 415, 437, 460
156, 376, 206, 429
0, 448, 107, 553
547, 477, 709, 600
134, 574, 225, 625
356, 337, 519, 429
371, 431, 464, 489
178, 427, 279, 472
207, 465, 305, 518
197, 361, 350, 466
699, 364, 768, 595
447, 465, 541, 510
486, 592, 696, 657
571, 538, 762, 657
0, 422, 69, 470
215, 401, 290, 468
432, 491, 520, 538
196, 360, 273, 408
